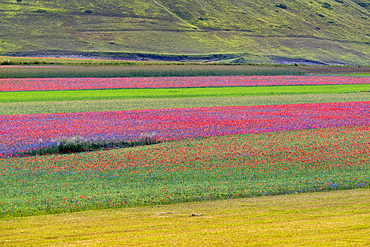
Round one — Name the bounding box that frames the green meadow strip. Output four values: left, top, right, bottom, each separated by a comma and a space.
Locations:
1, 84, 369, 103
1, 93, 369, 115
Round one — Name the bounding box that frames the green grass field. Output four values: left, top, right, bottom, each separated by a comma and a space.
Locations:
1, 84, 369, 103
1, 189, 369, 246
1, 93, 369, 115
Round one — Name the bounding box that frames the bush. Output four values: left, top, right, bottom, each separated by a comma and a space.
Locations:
275, 3, 287, 9
20, 134, 161, 156
322, 3, 332, 9
358, 3, 369, 8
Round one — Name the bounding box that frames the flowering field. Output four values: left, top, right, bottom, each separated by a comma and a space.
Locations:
0, 75, 369, 92
1, 101, 369, 156
0, 73, 369, 218
0, 125, 369, 217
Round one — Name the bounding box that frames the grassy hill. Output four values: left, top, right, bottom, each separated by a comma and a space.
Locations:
0, 0, 369, 64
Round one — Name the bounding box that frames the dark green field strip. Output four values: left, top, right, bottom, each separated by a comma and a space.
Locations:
331, 73, 370, 77
1, 84, 369, 103
0, 64, 369, 79
1, 93, 369, 115
0, 65, 306, 78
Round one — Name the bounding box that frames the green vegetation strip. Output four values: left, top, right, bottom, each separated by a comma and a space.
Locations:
1, 93, 369, 115
1, 189, 369, 246
0, 65, 305, 78
331, 73, 370, 77
0, 63, 369, 79
1, 84, 369, 103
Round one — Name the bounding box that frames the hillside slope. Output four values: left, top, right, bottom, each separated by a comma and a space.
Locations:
351, 0, 370, 11
0, 0, 369, 64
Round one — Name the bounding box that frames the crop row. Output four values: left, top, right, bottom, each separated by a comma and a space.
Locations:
1, 101, 369, 157
2, 84, 370, 103
3, 93, 369, 116
0, 125, 368, 217
1, 75, 368, 92
0, 65, 307, 79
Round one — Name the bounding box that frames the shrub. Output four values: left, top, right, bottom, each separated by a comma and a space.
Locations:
322, 3, 332, 9
275, 3, 287, 9
358, 3, 369, 8
20, 134, 161, 156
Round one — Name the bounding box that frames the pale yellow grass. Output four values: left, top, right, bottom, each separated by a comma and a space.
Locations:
1, 189, 369, 246
1, 92, 369, 115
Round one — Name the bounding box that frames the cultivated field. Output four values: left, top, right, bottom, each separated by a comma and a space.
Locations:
0, 63, 369, 245
1, 189, 369, 246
